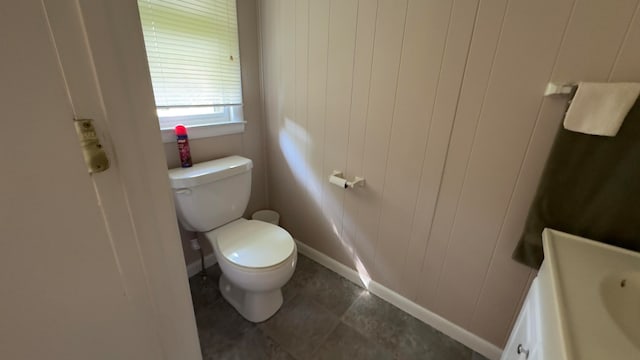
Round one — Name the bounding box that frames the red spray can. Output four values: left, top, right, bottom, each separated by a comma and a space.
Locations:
175, 125, 192, 168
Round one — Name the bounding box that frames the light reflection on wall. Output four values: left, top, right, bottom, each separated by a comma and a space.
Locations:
278, 118, 372, 289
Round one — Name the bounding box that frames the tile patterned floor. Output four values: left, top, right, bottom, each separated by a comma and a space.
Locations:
189, 254, 490, 360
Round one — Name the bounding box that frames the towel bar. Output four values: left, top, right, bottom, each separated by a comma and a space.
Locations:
544, 82, 577, 96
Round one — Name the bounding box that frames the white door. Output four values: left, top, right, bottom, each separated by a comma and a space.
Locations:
0, 1, 200, 359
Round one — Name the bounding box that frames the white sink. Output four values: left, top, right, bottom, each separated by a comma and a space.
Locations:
542, 229, 640, 359
600, 271, 640, 349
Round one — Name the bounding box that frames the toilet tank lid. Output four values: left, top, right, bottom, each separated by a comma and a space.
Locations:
168, 156, 253, 189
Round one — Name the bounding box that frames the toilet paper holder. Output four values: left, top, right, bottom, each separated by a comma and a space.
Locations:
329, 171, 365, 189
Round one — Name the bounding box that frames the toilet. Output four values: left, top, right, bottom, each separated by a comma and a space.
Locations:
168, 156, 297, 322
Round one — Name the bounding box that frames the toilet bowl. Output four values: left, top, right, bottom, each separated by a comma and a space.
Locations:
168, 156, 297, 322
206, 218, 296, 322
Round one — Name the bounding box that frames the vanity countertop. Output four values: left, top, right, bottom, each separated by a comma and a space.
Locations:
540, 229, 640, 359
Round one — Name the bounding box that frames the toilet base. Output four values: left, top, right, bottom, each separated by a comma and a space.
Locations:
218, 274, 283, 323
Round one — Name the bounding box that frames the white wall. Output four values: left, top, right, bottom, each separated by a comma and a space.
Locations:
259, 0, 640, 346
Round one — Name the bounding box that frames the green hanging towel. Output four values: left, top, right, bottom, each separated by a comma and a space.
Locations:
513, 99, 640, 269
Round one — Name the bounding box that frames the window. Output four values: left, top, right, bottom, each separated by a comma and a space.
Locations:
138, 0, 244, 140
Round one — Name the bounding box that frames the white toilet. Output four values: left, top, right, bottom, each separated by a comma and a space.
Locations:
168, 156, 297, 322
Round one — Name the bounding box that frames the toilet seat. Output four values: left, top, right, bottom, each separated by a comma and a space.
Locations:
214, 219, 295, 269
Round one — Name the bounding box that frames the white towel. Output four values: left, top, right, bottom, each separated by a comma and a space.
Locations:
563, 82, 640, 136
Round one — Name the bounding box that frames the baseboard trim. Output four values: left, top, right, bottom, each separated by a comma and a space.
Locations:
186, 252, 217, 278
294, 240, 503, 360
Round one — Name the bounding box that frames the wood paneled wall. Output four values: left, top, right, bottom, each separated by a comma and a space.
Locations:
259, 0, 640, 346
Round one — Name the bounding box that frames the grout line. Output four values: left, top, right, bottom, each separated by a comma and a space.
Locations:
288, 254, 359, 358
257, 325, 299, 359
296, 258, 397, 356
296, 244, 502, 359
296, 253, 366, 317
338, 308, 400, 358
338, 291, 365, 322
309, 318, 342, 358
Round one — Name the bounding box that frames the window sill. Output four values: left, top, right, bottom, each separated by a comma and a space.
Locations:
160, 121, 246, 143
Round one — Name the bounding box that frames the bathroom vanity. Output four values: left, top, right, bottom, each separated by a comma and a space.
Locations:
501, 229, 640, 360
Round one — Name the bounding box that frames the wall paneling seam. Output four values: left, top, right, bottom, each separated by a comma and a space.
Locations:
370, 0, 410, 269
400, 0, 456, 301
607, 0, 640, 81
415, 0, 485, 298
470, 0, 579, 334
348, 0, 380, 255
338, 0, 361, 240
256, 0, 270, 208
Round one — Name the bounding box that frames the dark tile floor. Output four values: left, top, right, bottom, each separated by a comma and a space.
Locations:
189, 254, 490, 360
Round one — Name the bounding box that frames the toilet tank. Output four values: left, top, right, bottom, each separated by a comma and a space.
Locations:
168, 156, 253, 232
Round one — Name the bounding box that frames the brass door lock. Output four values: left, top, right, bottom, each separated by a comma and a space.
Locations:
74, 118, 109, 174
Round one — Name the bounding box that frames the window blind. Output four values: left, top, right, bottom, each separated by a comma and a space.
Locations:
138, 0, 242, 108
